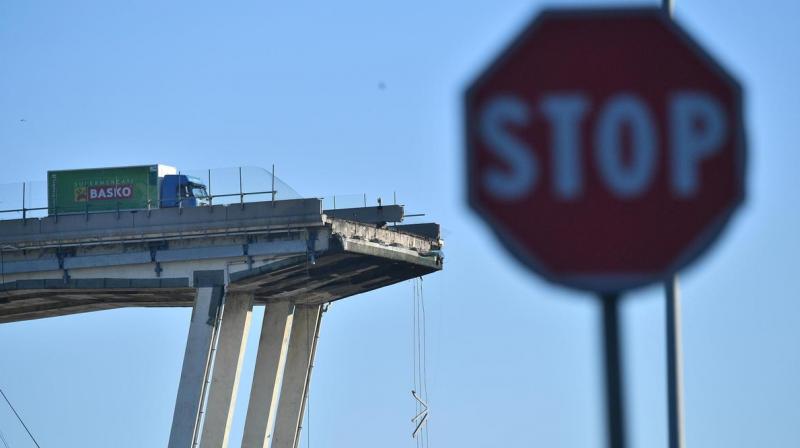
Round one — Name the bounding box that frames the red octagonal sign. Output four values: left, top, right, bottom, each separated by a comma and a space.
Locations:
465, 8, 746, 293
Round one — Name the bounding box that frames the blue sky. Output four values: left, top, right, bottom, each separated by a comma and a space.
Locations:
1, 0, 799, 447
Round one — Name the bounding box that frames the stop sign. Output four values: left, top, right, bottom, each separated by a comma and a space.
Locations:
465, 8, 746, 293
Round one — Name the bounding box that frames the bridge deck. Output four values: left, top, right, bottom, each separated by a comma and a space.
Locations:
0, 199, 443, 323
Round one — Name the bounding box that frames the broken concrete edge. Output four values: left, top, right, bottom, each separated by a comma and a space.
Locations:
338, 238, 443, 270
328, 219, 442, 251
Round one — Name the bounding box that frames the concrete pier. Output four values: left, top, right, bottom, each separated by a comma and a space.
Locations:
241, 302, 295, 448
199, 291, 254, 448
168, 285, 224, 448
271, 305, 322, 448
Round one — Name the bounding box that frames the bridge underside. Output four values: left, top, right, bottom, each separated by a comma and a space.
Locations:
0, 247, 438, 323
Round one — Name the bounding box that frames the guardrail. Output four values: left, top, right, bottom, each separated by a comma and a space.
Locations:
0, 166, 425, 222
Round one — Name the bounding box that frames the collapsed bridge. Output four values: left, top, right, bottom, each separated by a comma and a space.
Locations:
0, 198, 443, 447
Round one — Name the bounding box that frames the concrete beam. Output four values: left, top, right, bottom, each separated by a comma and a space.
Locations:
169, 286, 224, 448
241, 301, 295, 448
271, 305, 322, 448
199, 291, 254, 448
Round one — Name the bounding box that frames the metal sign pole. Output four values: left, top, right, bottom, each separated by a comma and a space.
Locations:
601, 292, 626, 448
661, 2, 685, 448
665, 276, 685, 448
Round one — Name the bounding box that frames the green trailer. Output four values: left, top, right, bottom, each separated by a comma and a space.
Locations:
47, 164, 177, 215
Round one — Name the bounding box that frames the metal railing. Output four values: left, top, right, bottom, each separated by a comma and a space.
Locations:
0, 166, 428, 222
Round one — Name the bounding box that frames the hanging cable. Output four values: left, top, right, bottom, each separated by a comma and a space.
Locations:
411, 278, 430, 448
411, 279, 419, 448
419, 279, 430, 446
0, 387, 41, 448
411, 280, 420, 448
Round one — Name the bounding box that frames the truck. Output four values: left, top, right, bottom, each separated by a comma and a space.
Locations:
47, 164, 209, 215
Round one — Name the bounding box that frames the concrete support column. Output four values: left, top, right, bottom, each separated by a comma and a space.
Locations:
169, 285, 224, 448
271, 305, 323, 448
241, 301, 295, 448
199, 291, 255, 448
